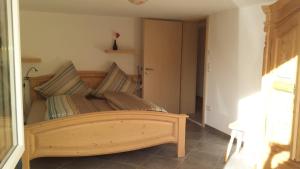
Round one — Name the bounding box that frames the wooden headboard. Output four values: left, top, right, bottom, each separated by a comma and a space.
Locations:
28, 71, 137, 102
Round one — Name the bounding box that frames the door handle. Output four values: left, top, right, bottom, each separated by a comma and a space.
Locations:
145, 68, 154, 71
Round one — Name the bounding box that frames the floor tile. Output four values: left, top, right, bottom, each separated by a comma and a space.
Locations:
140, 155, 183, 169
100, 148, 157, 167
201, 131, 229, 145
30, 157, 74, 169
98, 161, 137, 169
178, 150, 220, 169
215, 159, 226, 169
195, 141, 227, 155
153, 144, 178, 159
62, 157, 107, 169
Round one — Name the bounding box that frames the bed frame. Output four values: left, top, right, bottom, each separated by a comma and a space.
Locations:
22, 71, 188, 169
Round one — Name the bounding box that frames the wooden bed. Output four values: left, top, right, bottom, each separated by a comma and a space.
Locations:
22, 71, 188, 169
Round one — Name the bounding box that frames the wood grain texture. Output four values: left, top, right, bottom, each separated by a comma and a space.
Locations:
262, 0, 300, 74
262, 144, 300, 169
263, 0, 300, 162
143, 19, 182, 113
22, 111, 188, 169
21, 57, 41, 63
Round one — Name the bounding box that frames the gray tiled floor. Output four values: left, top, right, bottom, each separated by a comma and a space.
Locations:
31, 121, 229, 169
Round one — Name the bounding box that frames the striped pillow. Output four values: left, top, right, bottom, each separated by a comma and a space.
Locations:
34, 61, 92, 98
120, 78, 137, 94
47, 95, 80, 120
92, 62, 136, 98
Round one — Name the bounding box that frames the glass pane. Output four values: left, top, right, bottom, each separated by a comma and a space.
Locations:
0, 0, 13, 163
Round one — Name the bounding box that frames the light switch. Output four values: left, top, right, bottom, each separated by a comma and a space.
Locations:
207, 62, 212, 72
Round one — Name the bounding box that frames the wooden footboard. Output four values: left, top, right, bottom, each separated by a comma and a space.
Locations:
22, 111, 187, 169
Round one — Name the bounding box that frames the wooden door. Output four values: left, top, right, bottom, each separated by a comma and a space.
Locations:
143, 19, 182, 113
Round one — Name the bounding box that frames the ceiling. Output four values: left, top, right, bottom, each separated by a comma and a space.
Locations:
20, 0, 276, 20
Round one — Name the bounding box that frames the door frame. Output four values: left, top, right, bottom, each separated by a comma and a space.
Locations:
188, 19, 208, 127
200, 18, 208, 127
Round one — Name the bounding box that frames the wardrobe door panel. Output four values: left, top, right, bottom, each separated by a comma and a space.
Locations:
263, 0, 300, 161
266, 25, 298, 146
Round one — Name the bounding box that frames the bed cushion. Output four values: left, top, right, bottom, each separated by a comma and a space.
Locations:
34, 61, 91, 98
103, 92, 167, 112
69, 95, 98, 113
91, 62, 136, 98
89, 99, 114, 111
120, 78, 137, 94
47, 95, 80, 120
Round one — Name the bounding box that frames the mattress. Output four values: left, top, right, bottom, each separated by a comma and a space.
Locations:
26, 98, 114, 124
26, 92, 165, 124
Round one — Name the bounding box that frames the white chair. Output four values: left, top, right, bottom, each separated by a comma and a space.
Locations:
224, 120, 266, 169
224, 121, 245, 162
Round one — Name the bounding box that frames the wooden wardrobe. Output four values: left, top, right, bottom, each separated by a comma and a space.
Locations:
143, 19, 198, 114
263, 0, 300, 161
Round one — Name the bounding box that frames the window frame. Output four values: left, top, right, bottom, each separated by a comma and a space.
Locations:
0, 0, 24, 168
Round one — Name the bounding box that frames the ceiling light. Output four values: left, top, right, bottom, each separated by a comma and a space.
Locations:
128, 0, 148, 5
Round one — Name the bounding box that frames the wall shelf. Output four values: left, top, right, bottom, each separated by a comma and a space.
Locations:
22, 57, 42, 63
104, 49, 135, 55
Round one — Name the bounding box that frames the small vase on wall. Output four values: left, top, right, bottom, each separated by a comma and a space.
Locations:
113, 39, 118, 50
112, 32, 120, 51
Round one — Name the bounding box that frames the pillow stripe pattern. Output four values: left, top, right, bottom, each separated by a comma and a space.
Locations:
120, 78, 137, 94
92, 63, 136, 97
47, 95, 80, 120
34, 62, 91, 97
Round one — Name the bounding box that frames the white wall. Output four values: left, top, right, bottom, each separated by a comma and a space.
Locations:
205, 4, 265, 134
20, 10, 142, 76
